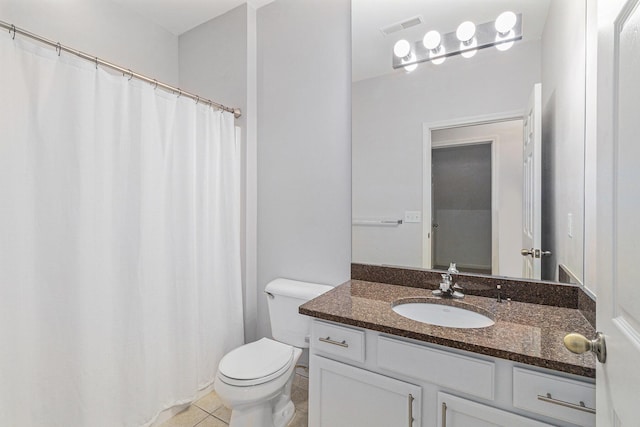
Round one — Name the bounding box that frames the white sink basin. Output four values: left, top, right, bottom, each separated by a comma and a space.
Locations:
392, 301, 495, 328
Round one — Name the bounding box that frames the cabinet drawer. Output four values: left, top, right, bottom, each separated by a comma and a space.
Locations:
513, 367, 595, 426
311, 321, 365, 363
377, 336, 495, 400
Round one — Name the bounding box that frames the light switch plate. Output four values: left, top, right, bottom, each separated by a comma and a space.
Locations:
405, 211, 422, 223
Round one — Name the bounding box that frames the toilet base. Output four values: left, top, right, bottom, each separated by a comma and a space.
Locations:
272, 398, 295, 427
226, 395, 295, 427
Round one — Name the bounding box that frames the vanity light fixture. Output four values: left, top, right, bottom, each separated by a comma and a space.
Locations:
430, 48, 446, 65
456, 21, 476, 42
392, 11, 522, 71
393, 39, 411, 59
495, 11, 517, 34
423, 30, 446, 65
403, 55, 418, 72
423, 30, 441, 51
494, 11, 518, 51
495, 34, 515, 51
456, 21, 477, 59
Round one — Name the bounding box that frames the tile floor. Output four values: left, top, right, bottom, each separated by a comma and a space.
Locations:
160, 372, 309, 427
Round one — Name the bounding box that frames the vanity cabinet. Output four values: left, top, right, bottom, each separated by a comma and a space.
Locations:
308, 319, 595, 427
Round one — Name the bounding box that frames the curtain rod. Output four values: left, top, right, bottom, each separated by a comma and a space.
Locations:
0, 20, 242, 119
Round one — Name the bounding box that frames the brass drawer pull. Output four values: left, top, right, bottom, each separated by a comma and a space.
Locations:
319, 336, 348, 348
537, 393, 595, 414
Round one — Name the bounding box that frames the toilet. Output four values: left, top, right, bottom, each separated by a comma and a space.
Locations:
214, 278, 333, 427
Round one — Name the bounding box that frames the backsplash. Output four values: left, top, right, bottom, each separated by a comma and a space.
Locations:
558, 264, 596, 328
351, 263, 596, 326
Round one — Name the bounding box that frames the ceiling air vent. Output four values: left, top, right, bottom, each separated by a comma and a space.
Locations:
380, 15, 424, 36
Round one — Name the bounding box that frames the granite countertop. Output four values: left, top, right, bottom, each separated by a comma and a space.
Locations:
299, 280, 596, 378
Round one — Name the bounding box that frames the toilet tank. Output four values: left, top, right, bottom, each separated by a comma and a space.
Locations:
265, 278, 333, 348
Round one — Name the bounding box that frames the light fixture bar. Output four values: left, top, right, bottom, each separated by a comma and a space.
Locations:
392, 13, 522, 69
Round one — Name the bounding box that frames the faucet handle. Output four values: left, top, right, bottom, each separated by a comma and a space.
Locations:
448, 262, 459, 274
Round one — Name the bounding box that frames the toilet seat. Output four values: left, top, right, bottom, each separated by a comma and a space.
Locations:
218, 338, 294, 387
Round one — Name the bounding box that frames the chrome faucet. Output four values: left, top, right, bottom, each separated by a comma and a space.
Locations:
432, 273, 465, 299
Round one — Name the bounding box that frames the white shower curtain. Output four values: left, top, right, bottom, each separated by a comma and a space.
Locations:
0, 35, 244, 426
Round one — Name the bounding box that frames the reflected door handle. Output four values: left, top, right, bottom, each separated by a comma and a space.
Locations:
432, 223, 439, 228
521, 248, 534, 257
563, 332, 607, 363
521, 248, 552, 258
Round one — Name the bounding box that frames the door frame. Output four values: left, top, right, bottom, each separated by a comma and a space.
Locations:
422, 111, 522, 272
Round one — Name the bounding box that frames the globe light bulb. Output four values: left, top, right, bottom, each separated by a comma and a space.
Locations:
495, 31, 515, 51
460, 39, 477, 58
423, 30, 441, 51
495, 39, 514, 51
495, 11, 517, 34
404, 63, 418, 72
430, 47, 446, 65
456, 21, 476, 42
393, 39, 411, 58
402, 53, 417, 72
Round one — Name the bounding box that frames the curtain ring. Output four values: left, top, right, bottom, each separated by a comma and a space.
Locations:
128, 70, 133, 81
55, 42, 61, 56
153, 79, 158, 89
177, 89, 182, 98
10, 24, 16, 40
94, 57, 98, 69
195, 96, 200, 105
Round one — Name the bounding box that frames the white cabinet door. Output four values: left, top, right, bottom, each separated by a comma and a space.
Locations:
309, 355, 421, 427
437, 393, 552, 427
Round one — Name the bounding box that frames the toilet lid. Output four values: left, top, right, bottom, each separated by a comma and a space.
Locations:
218, 338, 294, 385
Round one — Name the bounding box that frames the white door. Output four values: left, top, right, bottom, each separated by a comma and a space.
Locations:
521, 83, 542, 279
594, 0, 640, 424
309, 355, 421, 427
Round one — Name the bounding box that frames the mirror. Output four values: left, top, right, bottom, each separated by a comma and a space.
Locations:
352, 0, 586, 283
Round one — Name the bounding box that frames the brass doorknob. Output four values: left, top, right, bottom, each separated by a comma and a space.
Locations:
563, 332, 607, 363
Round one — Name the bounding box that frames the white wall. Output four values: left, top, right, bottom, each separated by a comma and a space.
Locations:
540, 0, 586, 282
179, 4, 258, 343
583, 0, 597, 296
0, 0, 179, 84
431, 120, 524, 277
352, 41, 540, 270
256, 0, 351, 340
179, 5, 247, 113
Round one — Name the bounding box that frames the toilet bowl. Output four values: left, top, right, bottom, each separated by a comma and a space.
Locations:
215, 338, 302, 427
214, 279, 332, 427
